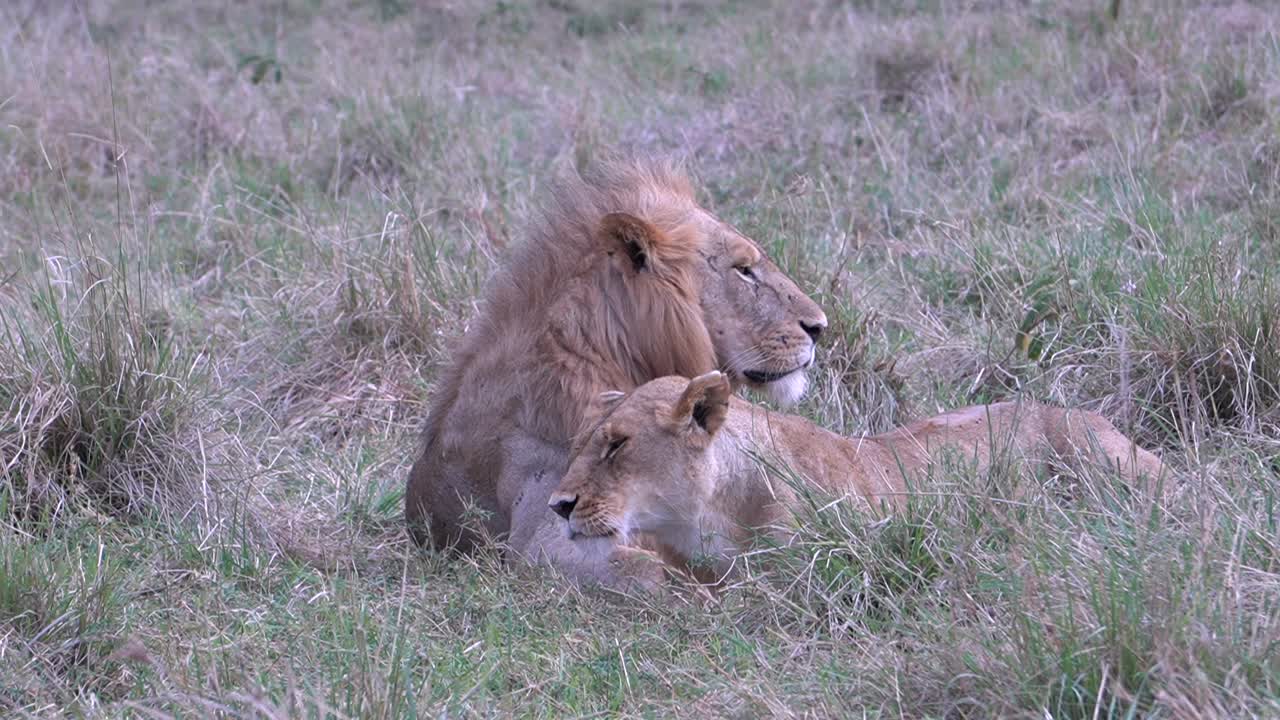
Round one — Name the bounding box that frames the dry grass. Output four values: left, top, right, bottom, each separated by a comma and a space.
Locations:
1, 0, 1278, 717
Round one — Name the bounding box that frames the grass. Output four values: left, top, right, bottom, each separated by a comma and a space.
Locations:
2, 0, 1279, 716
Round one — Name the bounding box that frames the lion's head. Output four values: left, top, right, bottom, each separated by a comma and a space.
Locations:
684, 208, 826, 405
547, 372, 735, 551
545, 160, 826, 412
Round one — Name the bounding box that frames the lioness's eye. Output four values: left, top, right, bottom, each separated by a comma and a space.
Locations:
604, 436, 628, 461
734, 264, 756, 280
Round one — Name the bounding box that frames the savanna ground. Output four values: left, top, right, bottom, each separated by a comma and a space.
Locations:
1, 0, 1278, 716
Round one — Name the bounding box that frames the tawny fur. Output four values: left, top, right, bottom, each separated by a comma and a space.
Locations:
552, 373, 1169, 583
405, 159, 826, 593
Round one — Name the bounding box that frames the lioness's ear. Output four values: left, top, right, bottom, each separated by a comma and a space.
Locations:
599, 212, 664, 272
671, 371, 731, 439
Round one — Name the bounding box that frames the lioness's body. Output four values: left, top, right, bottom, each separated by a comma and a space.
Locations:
406, 160, 826, 589
551, 373, 1166, 580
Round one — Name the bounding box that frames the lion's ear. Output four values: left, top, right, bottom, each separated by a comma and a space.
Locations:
599, 212, 665, 272
671, 371, 731, 440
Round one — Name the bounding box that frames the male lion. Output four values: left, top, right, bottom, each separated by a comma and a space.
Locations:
405, 159, 826, 588
549, 372, 1167, 582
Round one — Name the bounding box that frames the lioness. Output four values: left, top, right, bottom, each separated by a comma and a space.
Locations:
406, 159, 826, 588
549, 372, 1167, 581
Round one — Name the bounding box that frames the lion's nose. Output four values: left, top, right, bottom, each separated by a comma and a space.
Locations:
549, 493, 578, 521
800, 318, 825, 343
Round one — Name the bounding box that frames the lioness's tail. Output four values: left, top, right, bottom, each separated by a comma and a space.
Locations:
1041, 406, 1168, 497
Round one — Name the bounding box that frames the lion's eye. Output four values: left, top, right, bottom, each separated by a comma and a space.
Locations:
734, 264, 757, 281
604, 436, 628, 461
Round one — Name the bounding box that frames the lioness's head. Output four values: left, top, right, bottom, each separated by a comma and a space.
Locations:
548, 372, 733, 546
588, 165, 826, 406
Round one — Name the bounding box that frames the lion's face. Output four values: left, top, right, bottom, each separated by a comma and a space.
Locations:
691, 212, 826, 407
548, 373, 730, 548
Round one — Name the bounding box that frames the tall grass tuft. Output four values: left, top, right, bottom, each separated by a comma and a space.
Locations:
0, 240, 200, 524
1124, 259, 1280, 436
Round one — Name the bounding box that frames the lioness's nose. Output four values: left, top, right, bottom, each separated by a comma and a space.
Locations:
549, 493, 578, 521
800, 318, 826, 343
